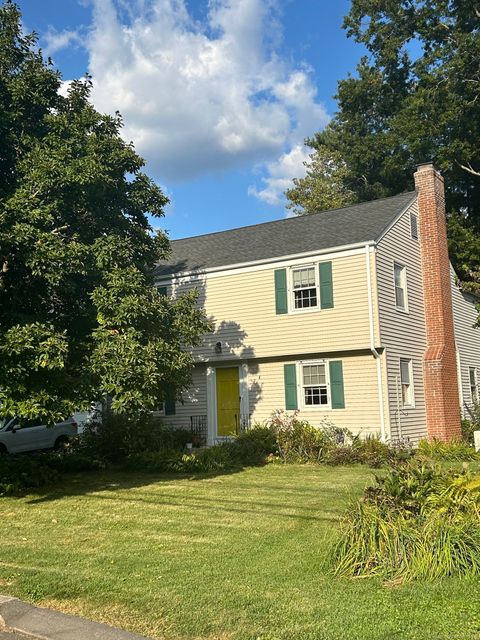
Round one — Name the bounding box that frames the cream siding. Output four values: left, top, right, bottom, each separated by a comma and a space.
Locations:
247, 354, 382, 435
376, 201, 428, 443
173, 250, 374, 362
451, 269, 480, 414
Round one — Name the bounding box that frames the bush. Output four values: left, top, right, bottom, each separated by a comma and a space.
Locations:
79, 413, 191, 462
233, 426, 277, 465
265, 411, 344, 463
333, 460, 480, 581
417, 438, 479, 462
0, 455, 60, 495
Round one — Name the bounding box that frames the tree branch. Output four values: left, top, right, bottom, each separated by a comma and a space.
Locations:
456, 160, 480, 177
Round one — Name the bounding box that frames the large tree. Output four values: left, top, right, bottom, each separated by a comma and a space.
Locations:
0, 2, 209, 422
287, 0, 480, 296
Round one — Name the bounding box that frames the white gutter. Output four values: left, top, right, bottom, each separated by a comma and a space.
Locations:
365, 244, 387, 442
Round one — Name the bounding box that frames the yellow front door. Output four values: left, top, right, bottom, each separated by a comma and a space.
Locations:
216, 367, 240, 436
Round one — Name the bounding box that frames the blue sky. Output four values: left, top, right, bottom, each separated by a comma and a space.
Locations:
17, 0, 365, 240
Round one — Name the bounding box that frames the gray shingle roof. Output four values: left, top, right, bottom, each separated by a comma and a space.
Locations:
155, 191, 416, 277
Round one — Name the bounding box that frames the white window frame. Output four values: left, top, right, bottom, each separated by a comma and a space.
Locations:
289, 264, 320, 314
469, 367, 478, 404
400, 358, 415, 408
393, 262, 409, 313
297, 360, 331, 409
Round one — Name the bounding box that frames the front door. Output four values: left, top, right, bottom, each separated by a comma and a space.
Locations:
216, 367, 240, 437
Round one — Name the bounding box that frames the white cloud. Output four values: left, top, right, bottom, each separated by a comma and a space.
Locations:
43, 28, 83, 58
81, 0, 328, 195
248, 144, 309, 206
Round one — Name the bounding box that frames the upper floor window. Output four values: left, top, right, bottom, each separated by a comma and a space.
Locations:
470, 367, 478, 403
292, 266, 318, 310
394, 263, 408, 311
410, 213, 419, 240
302, 363, 328, 406
400, 358, 414, 407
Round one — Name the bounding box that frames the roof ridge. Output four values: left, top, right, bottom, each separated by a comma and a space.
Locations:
168, 190, 417, 243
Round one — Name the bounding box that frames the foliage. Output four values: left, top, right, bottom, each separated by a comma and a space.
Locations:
333, 460, 480, 580
265, 410, 348, 463
286, 0, 480, 304
461, 402, 480, 445
79, 414, 192, 463
0, 454, 59, 495
417, 438, 479, 462
285, 146, 356, 215
0, 3, 209, 422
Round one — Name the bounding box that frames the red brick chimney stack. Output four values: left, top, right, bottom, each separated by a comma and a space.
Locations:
414, 163, 461, 440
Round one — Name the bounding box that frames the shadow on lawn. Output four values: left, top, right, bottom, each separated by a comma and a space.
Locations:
25, 469, 338, 523
24, 466, 248, 505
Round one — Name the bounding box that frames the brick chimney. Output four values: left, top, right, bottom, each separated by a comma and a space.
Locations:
414, 163, 461, 441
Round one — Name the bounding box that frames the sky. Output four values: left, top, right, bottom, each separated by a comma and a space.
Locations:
17, 0, 366, 240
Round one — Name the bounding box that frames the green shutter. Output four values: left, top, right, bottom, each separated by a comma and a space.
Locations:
274, 269, 288, 315
165, 395, 176, 415
329, 360, 345, 409
284, 364, 298, 410
158, 286, 167, 296
319, 262, 334, 309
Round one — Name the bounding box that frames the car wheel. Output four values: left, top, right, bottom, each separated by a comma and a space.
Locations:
0, 444, 7, 455
54, 436, 69, 452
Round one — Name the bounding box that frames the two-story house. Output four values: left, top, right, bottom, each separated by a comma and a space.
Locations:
155, 164, 480, 444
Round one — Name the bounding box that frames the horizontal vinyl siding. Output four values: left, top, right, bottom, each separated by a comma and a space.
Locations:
157, 364, 208, 429
451, 270, 480, 414
174, 251, 373, 361
247, 354, 382, 436
376, 201, 428, 443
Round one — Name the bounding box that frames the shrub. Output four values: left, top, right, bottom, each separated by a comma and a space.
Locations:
233, 426, 277, 465
0, 455, 60, 495
265, 410, 343, 463
333, 460, 480, 581
461, 403, 480, 445
79, 413, 191, 462
417, 438, 478, 462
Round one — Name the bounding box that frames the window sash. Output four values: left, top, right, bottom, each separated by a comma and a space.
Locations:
400, 359, 413, 407
301, 363, 328, 406
292, 267, 318, 310
394, 264, 407, 310
470, 368, 478, 402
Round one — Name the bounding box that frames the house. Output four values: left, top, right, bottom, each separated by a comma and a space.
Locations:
155, 163, 480, 445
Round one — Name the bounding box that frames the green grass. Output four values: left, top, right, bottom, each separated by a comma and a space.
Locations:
0, 464, 479, 640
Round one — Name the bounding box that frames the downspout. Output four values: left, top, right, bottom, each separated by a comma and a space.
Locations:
365, 244, 387, 442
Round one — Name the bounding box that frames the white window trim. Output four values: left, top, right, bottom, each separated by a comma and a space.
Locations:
393, 261, 409, 314
399, 357, 415, 409
288, 264, 320, 314
296, 359, 331, 410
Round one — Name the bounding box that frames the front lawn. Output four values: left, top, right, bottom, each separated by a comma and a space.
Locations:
0, 465, 479, 640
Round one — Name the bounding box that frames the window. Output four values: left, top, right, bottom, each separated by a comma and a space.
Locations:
410, 213, 418, 240
470, 367, 478, 403
292, 267, 318, 310
400, 358, 414, 407
302, 363, 328, 406
394, 263, 408, 311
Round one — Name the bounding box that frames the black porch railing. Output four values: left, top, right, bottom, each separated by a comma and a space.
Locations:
190, 415, 208, 447
189, 414, 252, 447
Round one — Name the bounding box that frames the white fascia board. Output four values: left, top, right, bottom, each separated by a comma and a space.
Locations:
156, 240, 375, 286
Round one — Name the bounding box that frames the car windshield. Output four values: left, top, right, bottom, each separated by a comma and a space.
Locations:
0, 417, 13, 430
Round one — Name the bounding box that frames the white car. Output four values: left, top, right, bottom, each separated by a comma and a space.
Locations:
0, 417, 78, 454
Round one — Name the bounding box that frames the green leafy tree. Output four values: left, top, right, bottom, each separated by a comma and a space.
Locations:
0, 2, 209, 421
285, 146, 356, 216
287, 0, 480, 299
